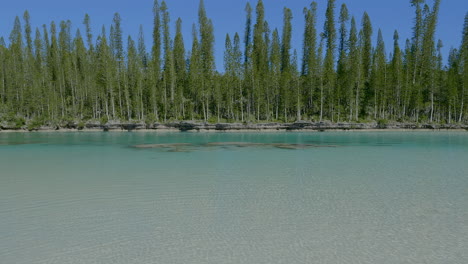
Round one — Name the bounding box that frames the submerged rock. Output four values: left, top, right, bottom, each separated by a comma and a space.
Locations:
204, 142, 338, 149
133, 141, 339, 151
271, 143, 315, 149
204, 142, 264, 147
133, 143, 193, 149
0, 141, 43, 146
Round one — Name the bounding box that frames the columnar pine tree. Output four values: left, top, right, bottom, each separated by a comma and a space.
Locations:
371, 29, 387, 119
270, 29, 281, 120
111, 13, 124, 118
323, 0, 336, 121
459, 12, 468, 122
252, 0, 268, 121
161, 1, 174, 121
420, 0, 440, 122
198, 0, 215, 121
243, 2, 253, 120
173, 18, 186, 119
347, 17, 361, 120
224, 33, 234, 119
360, 12, 373, 118
188, 24, 201, 119
150, 0, 161, 120
391, 30, 403, 119
336, 4, 349, 121
280, 7, 292, 122
136, 25, 147, 119
301, 2, 318, 119
232, 33, 243, 121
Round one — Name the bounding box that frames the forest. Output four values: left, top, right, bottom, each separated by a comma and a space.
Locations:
0, 0, 467, 127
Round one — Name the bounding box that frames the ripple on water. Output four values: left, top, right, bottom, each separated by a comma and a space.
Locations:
0, 132, 467, 263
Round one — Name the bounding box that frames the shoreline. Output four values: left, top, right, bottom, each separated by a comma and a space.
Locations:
1, 129, 467, 133
1, 121, 467, 133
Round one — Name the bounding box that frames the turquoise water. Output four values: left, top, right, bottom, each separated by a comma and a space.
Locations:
1, 131, 467, 264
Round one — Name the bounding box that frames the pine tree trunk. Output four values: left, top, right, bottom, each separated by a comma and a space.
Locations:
430, 92, 434, 123
275, 95, 279, 121
202, 101, 207, 122
59, 82, 65, 118
217, 103, 220, 123
111, 89, 116, 119
284, 107, 287, 123
126, 82, 131, 120
257, 89, 261, 121
355, 80, 360, 121
320, 81, 324, 121
239, 81, 244, 122
118, 79, 123, 118
297, 95, 301, 121
459, 87, 465, 123
449, 105, 451, 124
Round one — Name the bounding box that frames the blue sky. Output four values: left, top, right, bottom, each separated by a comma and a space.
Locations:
1, 0, 467, 70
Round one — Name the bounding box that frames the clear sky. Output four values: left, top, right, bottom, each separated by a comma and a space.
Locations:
1, 0, 467, 70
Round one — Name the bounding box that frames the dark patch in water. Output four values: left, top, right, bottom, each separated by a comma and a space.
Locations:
133, 143, 192, 149
132, 142, 338, 152
0, 141, 44, 146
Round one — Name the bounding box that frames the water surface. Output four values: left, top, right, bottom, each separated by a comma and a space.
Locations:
1, 132, 467, 264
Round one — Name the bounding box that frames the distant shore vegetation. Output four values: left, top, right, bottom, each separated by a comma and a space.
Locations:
0, 0, 467, 129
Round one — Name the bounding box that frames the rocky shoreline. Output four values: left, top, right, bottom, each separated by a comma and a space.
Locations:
1, 120, 467, 132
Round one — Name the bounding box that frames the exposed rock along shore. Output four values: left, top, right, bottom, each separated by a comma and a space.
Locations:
1, 120, 467, 132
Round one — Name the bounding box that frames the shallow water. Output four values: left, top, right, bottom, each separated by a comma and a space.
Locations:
0, 131, 467, 264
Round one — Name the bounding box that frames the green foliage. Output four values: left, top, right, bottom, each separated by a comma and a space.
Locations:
77, 121, 86, 130
100, 116, 109, 125
207, 115, 218, 124
145, 113, 157, 126
60, 116, 74, 125
2, 113, 26, 129
15, 117, 26, 129
27, 118, 44, 131
377, 119, 388, 128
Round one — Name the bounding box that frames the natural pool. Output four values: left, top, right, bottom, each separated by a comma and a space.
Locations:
0, 131, 467, 264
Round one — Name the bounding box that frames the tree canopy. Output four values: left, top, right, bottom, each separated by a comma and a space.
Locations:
0, 0, 466, 125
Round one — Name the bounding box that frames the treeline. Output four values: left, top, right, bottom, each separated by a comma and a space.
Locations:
0, 0, 467, 124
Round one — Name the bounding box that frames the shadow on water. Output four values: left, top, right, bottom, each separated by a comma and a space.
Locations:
0, 141, 44, 146
131, 142, 339, 152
